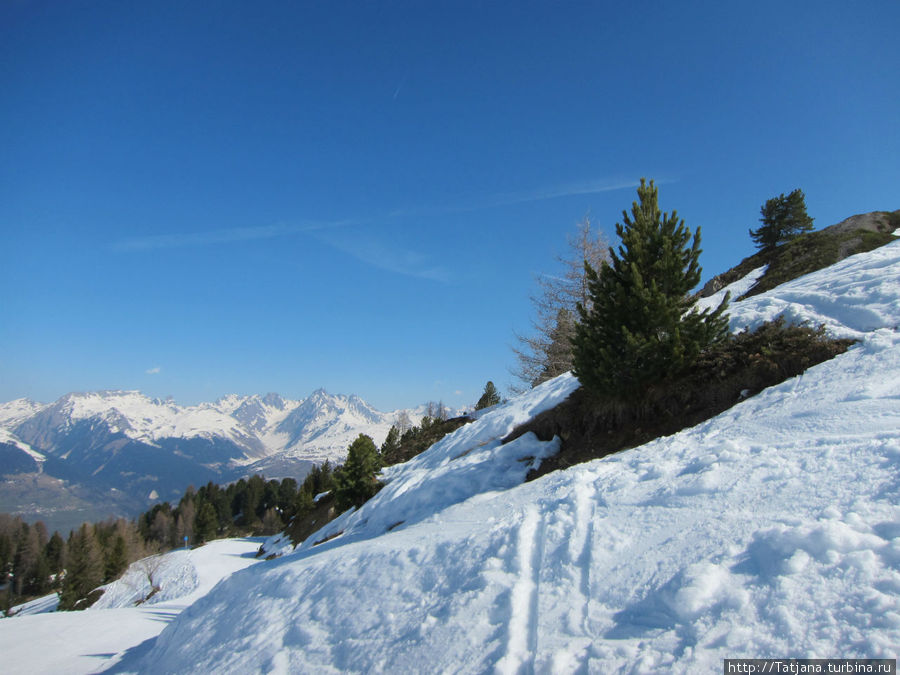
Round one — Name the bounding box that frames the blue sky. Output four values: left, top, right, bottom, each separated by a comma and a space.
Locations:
1, 1, 898, 411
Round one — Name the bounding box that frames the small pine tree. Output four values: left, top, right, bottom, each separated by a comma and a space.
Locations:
333, 434, 381, 513
573, 178, 730, 399
475, 381, 501, 410
749, 188, 814, 252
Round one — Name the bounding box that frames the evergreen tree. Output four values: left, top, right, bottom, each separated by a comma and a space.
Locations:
475, 381, 502, 410
59, 524, 104, 610
573, 178, 730, 399
30, 552, 51, 596
194, 502, 219, 543
333, 434, 381, 513
12, 523, 39, 597
45, 531, 66, 578
104, 534, 128, 582
749, 188, 814, 251
294, 488, 315, 515
379, 426, 402, 465
0, 529, 12, 586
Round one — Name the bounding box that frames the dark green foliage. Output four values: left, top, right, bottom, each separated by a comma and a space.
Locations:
475, 381, 501, 410
290, 461, 335, 519
573, 178, 730, 400
59, 524, 105, 610
11, 523, 37, 597
302, 461, 334, 498
333, 434, 381, 513
379, 426, 401, 463
194, 502, 219, 543
749, 188, 814, 252
45, 531, 65, 576
105, 535, 128, 582
0, 529, 12, 586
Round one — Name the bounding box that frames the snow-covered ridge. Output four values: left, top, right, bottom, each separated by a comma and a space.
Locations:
0, 427, 45, 463
0, 387, 431, 468
133, 240, 900, 672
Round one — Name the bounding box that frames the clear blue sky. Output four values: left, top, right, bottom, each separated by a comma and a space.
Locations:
1, 1, 898, 411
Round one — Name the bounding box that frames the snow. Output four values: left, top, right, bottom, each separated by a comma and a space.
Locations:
5, 240, 900, 673
0, 397, 47, 426
695, 265, 767, 312
0, 538, 264, 674
724, 240, 900, 339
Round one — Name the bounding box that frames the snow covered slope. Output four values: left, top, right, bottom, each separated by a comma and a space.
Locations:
127, 241, 900, 673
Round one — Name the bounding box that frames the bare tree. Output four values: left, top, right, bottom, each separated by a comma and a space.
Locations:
395, 410, 413, 435
129, 554, 167, 604
511, 216, 610, 391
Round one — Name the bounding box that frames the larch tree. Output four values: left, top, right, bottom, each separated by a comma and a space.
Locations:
512, 217, 610, 391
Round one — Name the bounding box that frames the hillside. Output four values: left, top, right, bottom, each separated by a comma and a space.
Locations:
126, 239, 900, 672
700, 208, 899, 299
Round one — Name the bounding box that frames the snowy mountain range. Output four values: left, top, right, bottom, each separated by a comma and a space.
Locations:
3, 237, 900, 672
0, 388, 435, 531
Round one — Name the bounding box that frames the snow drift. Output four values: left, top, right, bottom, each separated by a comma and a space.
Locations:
129, 239, 900, 673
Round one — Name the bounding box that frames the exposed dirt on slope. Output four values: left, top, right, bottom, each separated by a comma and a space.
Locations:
511, 320, 855, 481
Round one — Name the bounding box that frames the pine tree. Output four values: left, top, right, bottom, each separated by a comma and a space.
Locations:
59, 524, 104, 610
749, 188, 814, 251
104, 534, 128, 582
573, 178, 730, 399
45, 531, 66, 579
475, 381, 502, 410
194, 502, 219, 543
333, 434, 381, 513
379, 426, 402, 465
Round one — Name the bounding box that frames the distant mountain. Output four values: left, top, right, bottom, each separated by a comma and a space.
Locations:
0, 388, 429, 532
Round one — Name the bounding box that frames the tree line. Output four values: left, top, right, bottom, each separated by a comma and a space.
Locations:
1, 514, 146, 612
